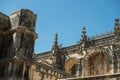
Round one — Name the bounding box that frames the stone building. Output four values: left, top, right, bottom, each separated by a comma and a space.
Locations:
0, 9, 120, 80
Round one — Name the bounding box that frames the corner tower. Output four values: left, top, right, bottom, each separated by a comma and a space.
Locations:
9, 9, 37, 58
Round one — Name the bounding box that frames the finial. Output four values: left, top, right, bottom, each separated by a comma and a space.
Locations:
115, 18, 119, 26
82, 26, 86, 34
81, 26, 87, 41
83, 26, 86, 30
55, 33, 58, 43
81, 26, 88, 48
52, 33, 58, 51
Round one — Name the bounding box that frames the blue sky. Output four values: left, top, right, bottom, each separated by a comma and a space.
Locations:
0, 0, 120, 53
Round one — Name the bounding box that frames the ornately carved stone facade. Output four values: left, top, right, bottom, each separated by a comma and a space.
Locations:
35, 19, 120, 79
0, 9, 120, 80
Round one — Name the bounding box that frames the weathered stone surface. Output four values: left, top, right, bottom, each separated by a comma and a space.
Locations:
0, 9, 74, 80
0, 12, 11, 31
0, 12, 12, 59
10, 9, 37, 31
1, 9, 120, 80
9, 9, 37, 58
0, 59, 24, 80
13, 28, 35, 58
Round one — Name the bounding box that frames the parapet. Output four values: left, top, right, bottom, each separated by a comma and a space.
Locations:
10, 9, 35, 16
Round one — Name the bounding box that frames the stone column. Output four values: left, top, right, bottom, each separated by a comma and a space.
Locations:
76, 58, 83, 77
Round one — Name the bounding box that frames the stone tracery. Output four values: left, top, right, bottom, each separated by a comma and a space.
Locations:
84, 51, 111, 76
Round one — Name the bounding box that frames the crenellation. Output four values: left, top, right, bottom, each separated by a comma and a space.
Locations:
88, 30, 114, 41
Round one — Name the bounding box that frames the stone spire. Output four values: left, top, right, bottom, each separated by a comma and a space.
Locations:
114, 18, 120, 30
81, 26, 87, 41
114, 18, 120, 41
115, 18, 119, 26
52, 33, 59, 52
81, 26, 88, 48
51, 33, 63, 69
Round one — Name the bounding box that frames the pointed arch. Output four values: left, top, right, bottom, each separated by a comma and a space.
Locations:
64, 57, 77, 74
84, 51, 111, 76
